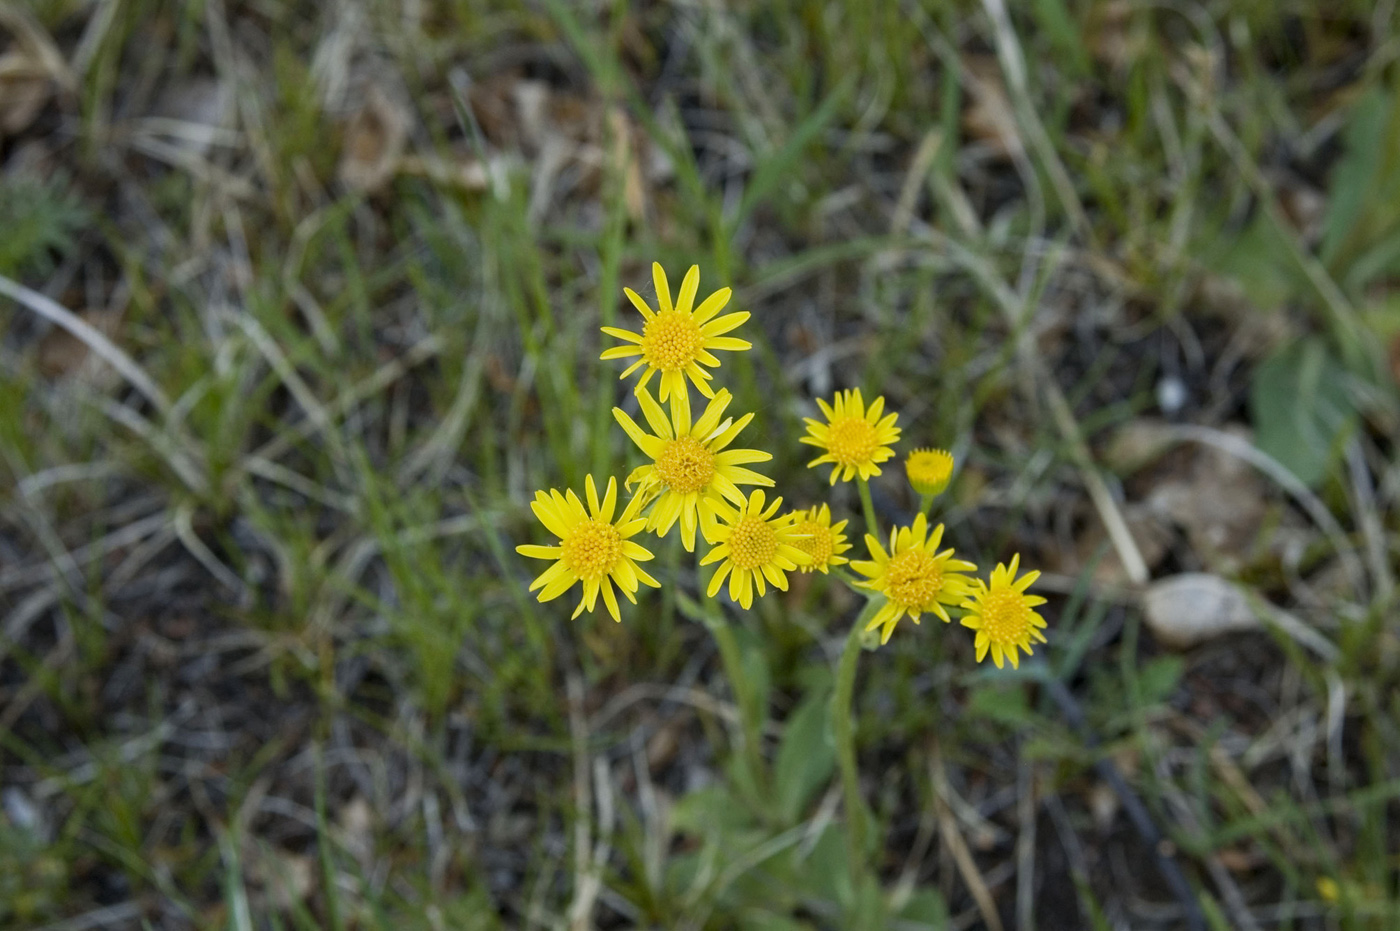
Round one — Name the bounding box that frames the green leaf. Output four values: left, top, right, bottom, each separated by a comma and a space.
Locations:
1205, 213, 1302, 311
1322, 90, 1388, 261
736, 625, 773, 727
965, 681, 1034, 729
845, 871, 887, 931
1137, 656, 1185, 707
733, 77, 853, 228
0, 172, 89, 279
737, 913, 814, 931
897, 888, 950, 929
801, 825, 853, 908
1031, 0, 1091, 78
774, 689, 836, 824
671, 785, 753, 837
1249, 338, 1358, 487
1319, 82, 1400, 292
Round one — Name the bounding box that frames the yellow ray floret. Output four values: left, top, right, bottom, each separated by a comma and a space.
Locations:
600, 262, 752, 403
787, 503, 851, 574
850, 514, 977, 644
905, 447, 955, 497
613, 386, 773, 552
960, 554, 1048, 669
800, 388, 901, 485
516, 475, 660, 622
702, 490, 812, 609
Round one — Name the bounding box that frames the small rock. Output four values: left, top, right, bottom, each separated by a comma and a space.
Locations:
1141, 573, 1260, 649
0, 50, 53, 137
1156, 376, 1188, 416
338, 85, 407, 193
3, 786, 47, 841
1087, 781, 1118, 833
1146, 425, 1266, 573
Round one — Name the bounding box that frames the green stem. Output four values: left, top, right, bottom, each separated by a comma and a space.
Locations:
696, 550, 767, 800
832, 600, 880, 873
857, 477, 879, 540
705, 612, 766, 793
918, 491, 934, 518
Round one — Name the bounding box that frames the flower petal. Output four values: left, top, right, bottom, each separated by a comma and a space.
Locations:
677, 265, 700, 316
651, 263, 673, 315
693, 287, 733, 325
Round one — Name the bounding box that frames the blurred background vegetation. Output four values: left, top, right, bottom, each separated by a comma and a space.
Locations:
1, 0, 1398, 928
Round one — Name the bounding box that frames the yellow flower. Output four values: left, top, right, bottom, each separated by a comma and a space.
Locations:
905, 448, 954, 497
800, 388, 901, 485
600, 263, 752, 403
516, 475, 660, 622
850, 514, 976, 644
613, 386, 773, 552
702, 490, 812, 609
960, 554, 1048, 669
787, 503, 851, 574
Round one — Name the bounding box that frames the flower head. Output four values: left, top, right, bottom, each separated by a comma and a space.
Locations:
702, 490, 812, 609
517, 475, 660, 622
787, 503, 851, 574
800, 388, 901, 485
850, 514, 977, 644
906, 448, 955, 497
960, 554, 1048, 669
600, 263, 752, 403
613, 386, 773, 552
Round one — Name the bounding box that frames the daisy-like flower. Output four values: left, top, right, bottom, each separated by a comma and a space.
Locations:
905, 448, 955, 497
800, 388, 901, 485
960, 554, 1048, 669
613, 386, 773, 552
787, 503, 851, 574
850, 514, 977, 644
516, 475, 660, 622
600, 263, 752, 403
702, 491, 812, 609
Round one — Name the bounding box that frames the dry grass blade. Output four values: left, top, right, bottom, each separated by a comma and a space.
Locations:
978, 0, 1089, 236
567, 675, 601, 931
930, 745, 1005, 931
0, 274, 171, 415
231, 334, 442, 486
889, 130, 943, 237
25, 902, 143, 931
1015, 756, 1036, 931
174, 502, 246, 596
1345, 438, 1395, 601
924, 231, 1151, 585
0, 4, 76, 92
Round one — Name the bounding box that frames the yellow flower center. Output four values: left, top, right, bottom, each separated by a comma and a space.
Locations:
793, 519, 832, 567
561, 519, 623, 580
727, 516, 777, 570
641, 310, 704, 372
907, 450, 953, 487
978, 589, 1031, 643
654, 436, 716, 494
884, 549, 943, 609
825, 416, 880, 466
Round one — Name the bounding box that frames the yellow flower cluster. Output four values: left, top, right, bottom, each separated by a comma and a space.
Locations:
516, 262, 1047, 667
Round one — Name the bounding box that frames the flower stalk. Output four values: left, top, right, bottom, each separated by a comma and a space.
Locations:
697, 589, 768, 799
857, 477, 879, 540
832, 599, 879, 869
